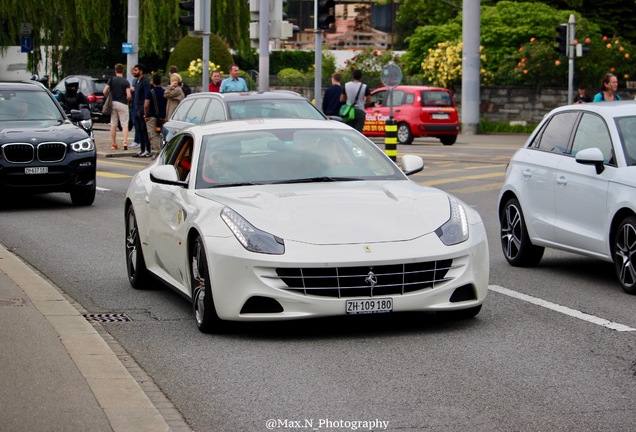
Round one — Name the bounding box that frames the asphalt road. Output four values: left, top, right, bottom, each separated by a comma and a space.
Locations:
1, 131, 635, 431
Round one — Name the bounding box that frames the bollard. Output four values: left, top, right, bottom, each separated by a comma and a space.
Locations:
384, 118, 397, 162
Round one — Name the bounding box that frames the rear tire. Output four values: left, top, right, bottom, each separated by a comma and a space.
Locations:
397, 123, 414, 144
191, 236, 225, 333
613, 215, 636, 294
125, 205, 150, 289
440, 135, 457, 145
500, 197, 544, 266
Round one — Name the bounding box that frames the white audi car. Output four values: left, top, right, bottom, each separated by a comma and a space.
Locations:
498, 101, 636, 294
125, 119, 489, 333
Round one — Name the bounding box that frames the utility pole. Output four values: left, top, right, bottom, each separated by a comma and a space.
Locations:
126, 0, 139, 83
314, 0, 322, 108
201, 0, 211, 91
461, 0, 480, 135
568, 14, 575, 104
259, 0, 270, 91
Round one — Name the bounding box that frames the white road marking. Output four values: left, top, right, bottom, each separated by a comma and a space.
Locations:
96, 186, 110, 192
489, 285, 636, 332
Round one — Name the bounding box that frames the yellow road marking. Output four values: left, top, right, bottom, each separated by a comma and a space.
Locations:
421, 171, 505, 186
97, 171, 132, 179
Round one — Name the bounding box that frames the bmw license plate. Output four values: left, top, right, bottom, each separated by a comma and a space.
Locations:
25, 167, 48, 174
346, 298, 393, 315
432, 113, 449, 120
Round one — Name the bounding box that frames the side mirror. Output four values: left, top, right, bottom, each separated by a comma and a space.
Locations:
401, 154, 424, 176
575, 147, 605, 174
150, 165, 188, 187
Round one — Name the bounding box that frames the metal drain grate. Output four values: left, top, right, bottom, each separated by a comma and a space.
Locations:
83, 313, 132, 323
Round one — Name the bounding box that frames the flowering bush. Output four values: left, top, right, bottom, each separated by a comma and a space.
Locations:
188, 59, 222, 78
338, 49, 402, 88
420, 41, 492, 88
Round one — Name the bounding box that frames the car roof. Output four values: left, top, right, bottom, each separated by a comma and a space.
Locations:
550, 100, 636, 116
373, 85, 452, 93
184, 90, 308, 101
186, 117, 353, 135
0, 81, 48, 91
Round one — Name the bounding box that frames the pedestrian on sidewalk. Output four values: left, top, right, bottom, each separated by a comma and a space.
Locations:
102, 63, 131, 150
165, 73, 185, 120
133, 64, 151, 158
322, 73, 343, 116
144, 74, 167, 156
340, 69, 371, 132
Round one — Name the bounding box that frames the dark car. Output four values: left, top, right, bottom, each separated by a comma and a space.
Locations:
52, 75, 109, 123
363, 85, 460, 145
0, 81, 97, 205
162, 91, 327, 146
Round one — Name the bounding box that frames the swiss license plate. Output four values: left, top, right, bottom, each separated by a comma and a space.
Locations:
25, 167, 48, 174
432, 113, 449, 120
346, 298, 393, 315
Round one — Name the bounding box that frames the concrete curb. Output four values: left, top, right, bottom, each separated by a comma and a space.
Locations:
0, 245, 188, 432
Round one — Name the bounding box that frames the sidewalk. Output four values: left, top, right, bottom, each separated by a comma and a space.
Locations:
0, 248, 191, 431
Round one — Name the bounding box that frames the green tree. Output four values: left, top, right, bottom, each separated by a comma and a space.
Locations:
0, 0, 249, 79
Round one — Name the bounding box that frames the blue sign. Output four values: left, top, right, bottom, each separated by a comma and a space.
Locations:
21, 35, 31, 53
122, 42, 133, 54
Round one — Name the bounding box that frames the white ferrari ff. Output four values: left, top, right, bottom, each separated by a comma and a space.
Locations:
125, 119, 489, 333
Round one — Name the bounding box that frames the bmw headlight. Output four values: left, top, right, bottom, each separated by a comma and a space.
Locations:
221, 207, 285, 255
70, 137, 94, 153
435, 197, 469, 246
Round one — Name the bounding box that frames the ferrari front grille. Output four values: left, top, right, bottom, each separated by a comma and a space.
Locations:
273, 259, 459, 298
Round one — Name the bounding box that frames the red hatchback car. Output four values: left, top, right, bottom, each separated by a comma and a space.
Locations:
363, 85, 460, 145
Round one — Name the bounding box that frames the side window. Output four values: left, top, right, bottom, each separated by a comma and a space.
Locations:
389, 90, 405, 107
171, 99, 195, 121
159, 133, 185, 165
185, 99, 209, 124
572, 113, 614, 163
203, 99, 225, 122
370, 90, 386, 107
533, 111, 578, 153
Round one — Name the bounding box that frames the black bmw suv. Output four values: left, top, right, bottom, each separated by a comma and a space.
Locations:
0, 82, 96, 205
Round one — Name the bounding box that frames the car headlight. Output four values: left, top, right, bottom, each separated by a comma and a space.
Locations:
435, 197, 469, 245
70, 137, 94, 153
221, 207, 285, 255
80, 118, 93, 129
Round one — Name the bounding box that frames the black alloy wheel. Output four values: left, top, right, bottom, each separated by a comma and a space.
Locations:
613, 215, 636, 294
500, 198, 544, 267
125, 205, 149, 289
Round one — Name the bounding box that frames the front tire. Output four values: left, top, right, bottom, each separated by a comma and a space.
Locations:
70, 185, 96, 206
125, 205, 150, 289
613, 216, 636, 294
500, 197, 544, 266
397, 122, 414, 144
191, 236, 224, 333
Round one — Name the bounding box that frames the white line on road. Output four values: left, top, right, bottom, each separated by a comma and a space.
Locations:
96, 186, 110, 192
489, 285, 636, 332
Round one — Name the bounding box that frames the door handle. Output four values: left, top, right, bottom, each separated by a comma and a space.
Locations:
522, 169, 532, 178
556, 177, 567, 185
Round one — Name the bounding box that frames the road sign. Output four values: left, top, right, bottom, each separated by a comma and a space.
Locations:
381, 63, 403, 88
122, 42, 133, 54
21, 35, 31, 53
20, 22, 32, 35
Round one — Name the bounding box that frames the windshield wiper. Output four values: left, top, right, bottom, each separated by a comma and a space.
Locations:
268, 176, 361, 184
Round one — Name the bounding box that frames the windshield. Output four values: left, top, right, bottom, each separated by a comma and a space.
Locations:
226, 99, 325, 120
0, 89, 63, 122
616, 116, 636, 165
195, 128, 404, 189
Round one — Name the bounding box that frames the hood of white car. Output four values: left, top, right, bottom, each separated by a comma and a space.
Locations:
196, 181, 451, 244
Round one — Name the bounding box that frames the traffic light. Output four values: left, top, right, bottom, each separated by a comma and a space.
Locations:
555, 24, 568, 56
179, 0, 202, 32
317, 0, 335, 30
